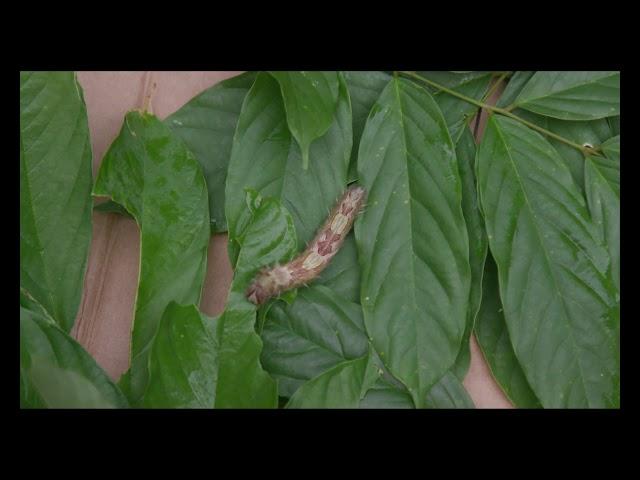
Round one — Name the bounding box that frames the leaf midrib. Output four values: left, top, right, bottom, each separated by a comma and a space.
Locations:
392, 78, 424, 404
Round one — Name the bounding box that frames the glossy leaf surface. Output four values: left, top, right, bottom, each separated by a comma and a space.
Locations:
20, 306, 128, 408
226, 72, 351, 265
269, 71, 340, 169
474, 255, 541, 408
20, 72, 93, 332
165, 72, 256, 232
93, 111, 210, 405
513, 71, 620, 120
355, 77, 471, 407
585, 135, 620, 290
477, 115, 619, 407
452, 128, 488, 379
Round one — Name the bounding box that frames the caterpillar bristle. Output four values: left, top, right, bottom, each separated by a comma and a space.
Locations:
245, 184, 367, 304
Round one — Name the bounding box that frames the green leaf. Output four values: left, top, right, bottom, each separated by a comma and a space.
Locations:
474, 254, 542, 408
285, 347, 380, 408
20, 71, 93, 332
509, 109, 613, 191
343, 71, 392, 182
142, 303, 219, 408
143, 195, 296, 408
215, 195, 298, 407
477, 115, 619, 408
417, 71, 493, 142
355, 77, 471, 408
359, 378, 415, 408
165, 72, 257, 233
425, 371, 475, 408
452, 128, 488, 380
94, 199, 132, 217
260, 284, 369, 398
269, 71, 340, 169
315, 233, 361, 303
607, 116, 620, 137
496, 71, 535, 108
20, 306, 128, 408
601, 135, 620, 163
512, 71, 620, 120
93, 111, 210, 405
226, 72, 351, 265
585, 136, 620, 290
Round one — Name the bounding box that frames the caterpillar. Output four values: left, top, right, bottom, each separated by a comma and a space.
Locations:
246, 185, 367, 305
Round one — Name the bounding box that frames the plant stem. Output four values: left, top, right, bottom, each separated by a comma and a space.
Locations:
398, 71, 602, 156
482, 72, 509, 104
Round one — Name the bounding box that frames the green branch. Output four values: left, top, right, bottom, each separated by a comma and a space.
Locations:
398, 71, 602, 156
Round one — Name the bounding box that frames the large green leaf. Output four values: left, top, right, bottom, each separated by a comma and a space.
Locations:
585, 135, 620, 290
511, 71, 620, 120
269, 71, 340, 169
343, 71, 392, 182
451, 128, 488, 380
93, 111, 210, 405
417, 71, 493, 142
165, 72, 257, 233
260, 285, 369, 398
510, 108, 613, 191
285, 347, 380, 408
477, 115, 620, 408
143, 194, 296, 408
355, 77, 471, 408
474, 255, 542, 408
20, 71, 93, 332
20, 305, 128, 408
226, 72, 351, 265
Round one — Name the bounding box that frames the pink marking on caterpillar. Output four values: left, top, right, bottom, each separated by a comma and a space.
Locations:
246, 185, 367, 305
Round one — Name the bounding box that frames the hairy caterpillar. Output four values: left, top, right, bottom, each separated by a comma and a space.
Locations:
246, 185, 367, 305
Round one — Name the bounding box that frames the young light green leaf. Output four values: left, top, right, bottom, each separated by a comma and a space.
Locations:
477, 115, 619, 408
355, 77, 471, 408
93, 111, 210, 405
344, 71, 392, 181
216, 195, 298, 407
474, 255, 542, 408
260, 285, 369, 398
142, 303, 219, 408
512, 71, 620, 120
585, 135, 620, 290
20, 71, 93, 332
143, 196, 297, 408
226, 72, 351, 265
20, 306, 128, 408
165, 72, 257, 233
269, 71, 340, 169
285, 347, 380, 408
452, 128, 488, 380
